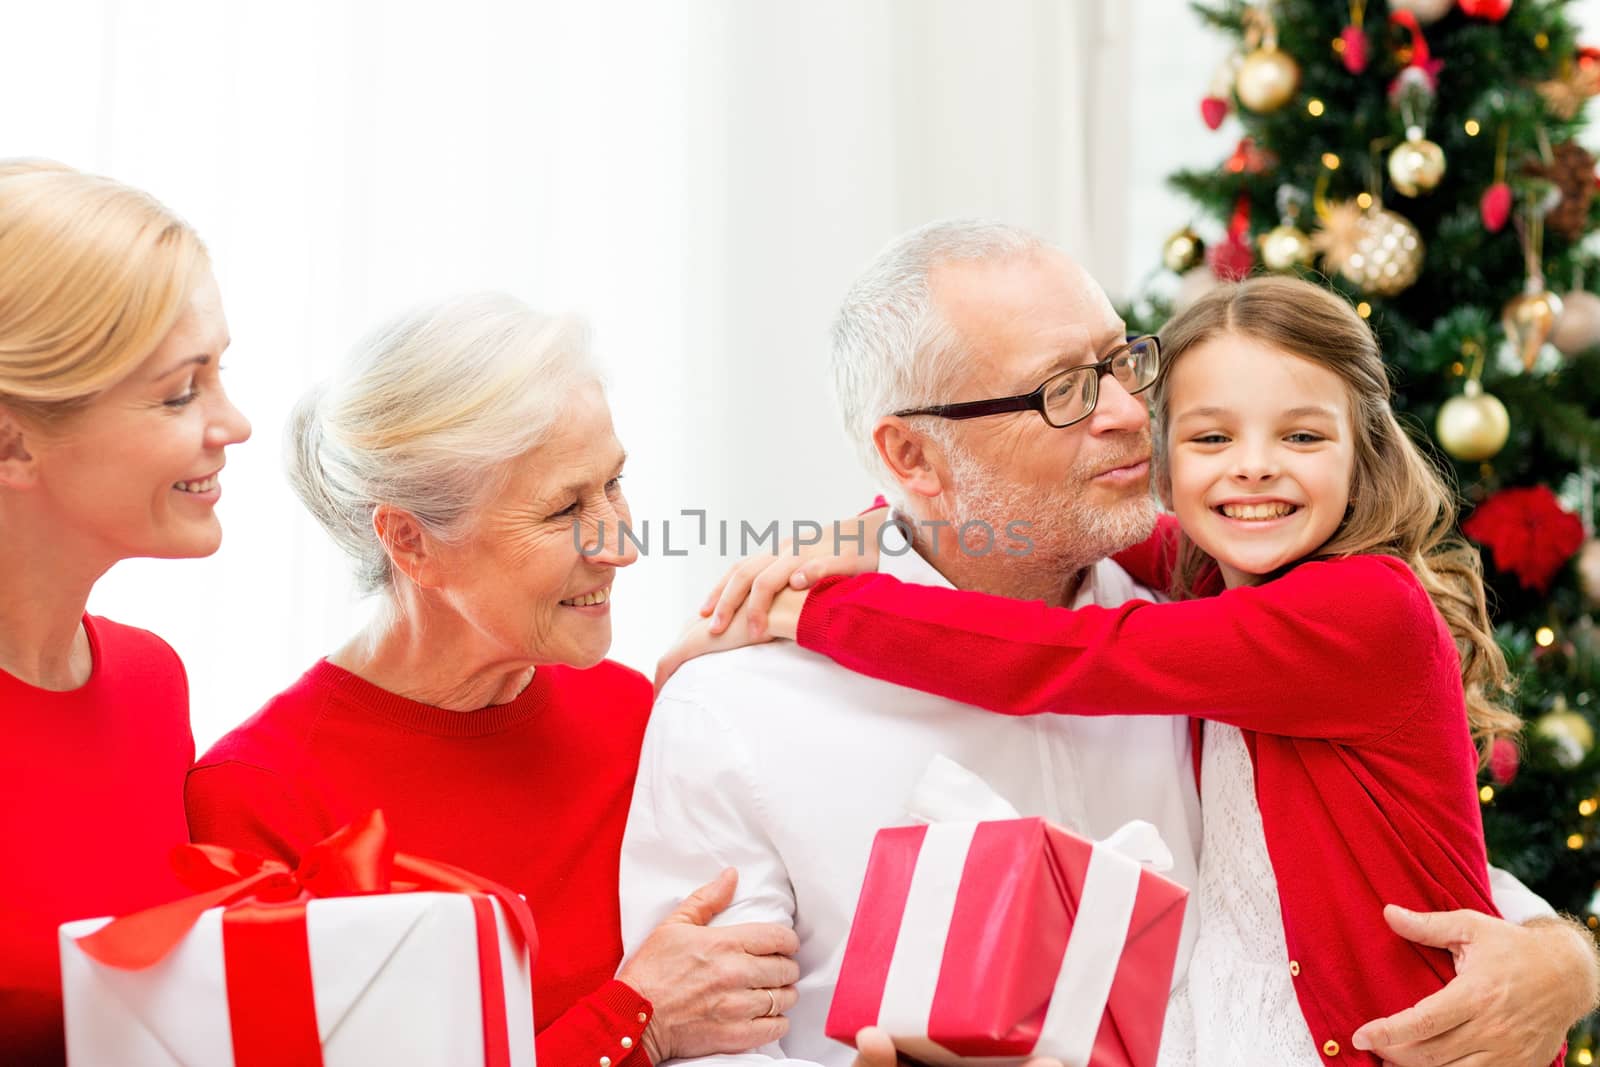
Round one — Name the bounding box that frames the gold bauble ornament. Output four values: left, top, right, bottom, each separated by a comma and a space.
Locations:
1237, 47, 1300, 112
1551, 290, 1600, 356
1387, 129, 1446, 197
1259, 224, 1314, 272
1435, 379, 1510, 462
1534, 697, 1595, 769
1312, 201, 1424, 297
1390, 0, 1456, 22
1578, 539, 1600, 605
1502, 287, 1564, 371
1163, 229, 1205, 274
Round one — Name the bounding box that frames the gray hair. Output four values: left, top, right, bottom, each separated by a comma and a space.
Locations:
829, 219, 1046, 498
287, 292, 596, 594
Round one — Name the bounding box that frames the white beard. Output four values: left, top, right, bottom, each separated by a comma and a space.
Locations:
941, 437, 1160, 589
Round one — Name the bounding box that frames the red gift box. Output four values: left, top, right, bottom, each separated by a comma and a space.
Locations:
827, 816, 1186, 1067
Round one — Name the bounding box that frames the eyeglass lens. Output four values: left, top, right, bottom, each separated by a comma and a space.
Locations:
1042, 338, 1160, 426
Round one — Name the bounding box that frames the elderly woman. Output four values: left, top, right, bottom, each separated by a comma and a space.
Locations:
184, 294, 797, 1067
0, 160, 252, 1063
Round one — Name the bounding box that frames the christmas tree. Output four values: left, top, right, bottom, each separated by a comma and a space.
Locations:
1125, 0, 1600, 1057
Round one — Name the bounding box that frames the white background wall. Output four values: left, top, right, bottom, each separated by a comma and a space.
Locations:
4, 0, 1597, 747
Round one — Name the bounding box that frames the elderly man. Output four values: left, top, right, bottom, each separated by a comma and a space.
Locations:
618, 220, 1597, 1067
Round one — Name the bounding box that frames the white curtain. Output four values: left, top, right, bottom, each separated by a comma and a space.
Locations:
3, 0, 1222, 747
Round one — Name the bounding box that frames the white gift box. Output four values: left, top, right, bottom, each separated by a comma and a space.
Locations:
60, 892, 534, 1067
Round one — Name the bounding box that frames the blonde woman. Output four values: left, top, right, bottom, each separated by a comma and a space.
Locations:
0, 161, 251, 1062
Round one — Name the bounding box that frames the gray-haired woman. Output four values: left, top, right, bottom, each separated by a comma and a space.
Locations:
186, 293, 798, 1065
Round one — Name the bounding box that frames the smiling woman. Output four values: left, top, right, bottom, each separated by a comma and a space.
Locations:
0, 160, 251, 1064
183, 293, 801, 1067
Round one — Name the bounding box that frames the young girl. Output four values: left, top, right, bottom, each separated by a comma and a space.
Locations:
670, 275, 1537, 1066
0, 161, 251, 1063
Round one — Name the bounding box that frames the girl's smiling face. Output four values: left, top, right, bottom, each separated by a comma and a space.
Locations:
1164, 331, 1356, 588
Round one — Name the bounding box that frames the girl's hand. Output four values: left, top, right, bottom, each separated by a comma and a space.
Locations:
700, 508, 888, 640
658, 586, 808, 692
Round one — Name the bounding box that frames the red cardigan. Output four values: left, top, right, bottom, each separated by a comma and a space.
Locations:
1, 616, 194, 1067
185, 658, 655, 1067
796, 554, 1509, 1067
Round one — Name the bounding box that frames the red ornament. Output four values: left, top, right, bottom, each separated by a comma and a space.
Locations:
1340, 25, 1369, 75
1462, 485, 1586, 593
1201, 95, 1229, 130
1458, 0, 1512, 20
1388, 11, 1444, 101
1479, 182, 1513, 231
1489, 737, 1519, 786
1208, 195, 1254, 281
1223, 137, 1277, 175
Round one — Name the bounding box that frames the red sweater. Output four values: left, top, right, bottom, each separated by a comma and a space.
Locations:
0, 616, 194, 1067
185, 658, 655, 1067
796, 555, 1506, 1067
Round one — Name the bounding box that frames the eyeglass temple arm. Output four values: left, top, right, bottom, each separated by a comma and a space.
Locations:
892, 394, 1039, 420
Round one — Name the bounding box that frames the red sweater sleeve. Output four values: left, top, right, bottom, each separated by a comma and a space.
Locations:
796, 553, 1446, 744
186, 761, 327, 862
1109, 513, 1181, 592
535, 979, 653, 1067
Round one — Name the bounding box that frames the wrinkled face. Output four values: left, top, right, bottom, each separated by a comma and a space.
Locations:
927, 249, 1159, 577
429, 381, 637, 669
23, 270, 252, 563
1164, 332, 1355, 587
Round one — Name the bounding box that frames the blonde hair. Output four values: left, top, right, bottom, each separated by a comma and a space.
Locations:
1153, 275, 1519, 760
0, 159, 209, 420
287, 292, 597, 594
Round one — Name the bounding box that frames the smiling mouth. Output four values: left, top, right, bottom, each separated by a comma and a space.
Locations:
560, 588, 610, 607
1216, 502, 1299, 521
173, 474, 220, 494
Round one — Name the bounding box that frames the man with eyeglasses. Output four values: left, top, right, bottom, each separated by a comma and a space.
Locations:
618, 220, 1595, 1067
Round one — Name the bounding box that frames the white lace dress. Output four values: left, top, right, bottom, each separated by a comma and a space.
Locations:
1156, 723, 1324, 1067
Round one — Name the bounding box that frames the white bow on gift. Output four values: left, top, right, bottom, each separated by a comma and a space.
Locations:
879, 754, 1176, 1067
906, 754, 1176, 873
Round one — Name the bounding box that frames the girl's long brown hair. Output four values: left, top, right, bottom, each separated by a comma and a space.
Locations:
1153, 276, 1519, 761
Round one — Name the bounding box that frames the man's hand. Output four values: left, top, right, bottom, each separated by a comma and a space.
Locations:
849, 1027, 1062, 1067
618, 869, 801, 1063
1351, 904, 1599, 1067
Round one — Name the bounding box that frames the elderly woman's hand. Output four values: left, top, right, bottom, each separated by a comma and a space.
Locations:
699, 508, 889, 640
618, 868, 801, 1063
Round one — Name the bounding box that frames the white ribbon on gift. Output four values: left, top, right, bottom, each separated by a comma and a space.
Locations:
876, 755, 1173, 1067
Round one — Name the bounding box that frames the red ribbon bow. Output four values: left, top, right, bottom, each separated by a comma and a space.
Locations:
76, 810, 537, 1067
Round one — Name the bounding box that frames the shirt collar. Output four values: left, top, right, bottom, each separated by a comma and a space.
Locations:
880, 510, 955, 590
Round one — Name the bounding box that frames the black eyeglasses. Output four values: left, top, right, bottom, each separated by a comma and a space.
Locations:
893, 335, 1162, 429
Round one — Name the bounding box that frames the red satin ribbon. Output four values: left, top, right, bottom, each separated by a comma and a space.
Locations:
1388, 9, 1445, 99
76, 810, 537, 1067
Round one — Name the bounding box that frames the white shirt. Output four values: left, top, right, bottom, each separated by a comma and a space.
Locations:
617, 529, 1203, 1067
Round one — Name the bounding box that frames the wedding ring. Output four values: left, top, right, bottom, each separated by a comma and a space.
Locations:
762, 988, 779, 1018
